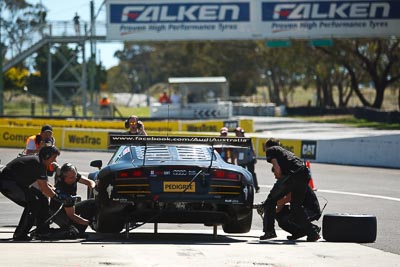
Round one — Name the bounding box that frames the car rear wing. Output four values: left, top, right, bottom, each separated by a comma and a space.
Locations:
108, 135, 252, 148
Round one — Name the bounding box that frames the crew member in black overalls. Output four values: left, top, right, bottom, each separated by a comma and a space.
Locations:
0, 146, 60, 241
260, 138, 320, 242
50, 163, 97, 238
275, 185, 321, 240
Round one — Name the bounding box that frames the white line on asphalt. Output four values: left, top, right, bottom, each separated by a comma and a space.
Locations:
260, 185, 400, 202
317, 189, 400, 202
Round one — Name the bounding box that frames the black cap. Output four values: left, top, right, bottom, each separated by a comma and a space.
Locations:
41, 124, 53, 133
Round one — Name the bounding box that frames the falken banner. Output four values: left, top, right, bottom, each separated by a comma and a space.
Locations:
106, 0, 400, 41
107, 0, 258, 40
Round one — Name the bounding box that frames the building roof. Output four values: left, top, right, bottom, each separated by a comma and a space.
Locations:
168, 77, 227, 84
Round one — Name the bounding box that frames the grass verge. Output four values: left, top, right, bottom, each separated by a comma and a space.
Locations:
296, 115, 400, 130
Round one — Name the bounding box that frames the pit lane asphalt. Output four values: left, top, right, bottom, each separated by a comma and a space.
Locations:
0, 228, 399, 267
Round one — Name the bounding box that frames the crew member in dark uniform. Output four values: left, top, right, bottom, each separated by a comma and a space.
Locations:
260, 138, 320, 242
125, 115, 147, 135
275, 185, 321, 240
49, 163, 97, 238
0, 146, 60, 240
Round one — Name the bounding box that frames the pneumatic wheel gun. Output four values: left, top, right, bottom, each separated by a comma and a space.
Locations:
253, 202, 265, 219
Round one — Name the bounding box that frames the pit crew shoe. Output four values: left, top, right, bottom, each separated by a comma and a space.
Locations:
13, 235, 32, 241
287, 225, 321, 241
287, 232, 306, 241
306, 232, 321, 242
260, 230, 277, 240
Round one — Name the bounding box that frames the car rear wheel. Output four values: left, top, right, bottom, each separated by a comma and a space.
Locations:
222, 209, 253, 234
95, 211, 125, 233
222, 184, 254, 234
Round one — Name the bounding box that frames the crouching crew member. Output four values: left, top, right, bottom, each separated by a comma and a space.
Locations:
260, 138, 320, 242
0, 146, 60, 241
25, 124, 55, 155
275, 185, 321, 240
50, 163, 97, 238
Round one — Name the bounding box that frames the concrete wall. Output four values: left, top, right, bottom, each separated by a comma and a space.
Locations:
316, 135, 400, 169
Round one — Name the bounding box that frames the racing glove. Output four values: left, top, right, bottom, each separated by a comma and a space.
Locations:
253, 202, 265, 217
53, 192, 75, 206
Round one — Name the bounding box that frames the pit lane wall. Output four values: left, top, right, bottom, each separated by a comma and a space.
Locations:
252, 135, 400, 169
0, 117, 252, 151
1, 118, 398, 169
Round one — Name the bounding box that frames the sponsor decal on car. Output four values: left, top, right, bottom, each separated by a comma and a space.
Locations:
164, 182, 195, 192
172, 170, 187, 176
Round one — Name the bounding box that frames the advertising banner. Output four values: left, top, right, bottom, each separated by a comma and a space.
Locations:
107, 0, 400, 41
261, 0, 400, 39
107, 0, 260, 40
301, 140, 317, 160
0, 126, 62, 149
62, 129, 109, 150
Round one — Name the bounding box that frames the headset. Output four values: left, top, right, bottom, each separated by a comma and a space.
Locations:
59, 163, 77, 181
124, 118, 130, 129
234, 127, 245, 134
39, 145, 60, 160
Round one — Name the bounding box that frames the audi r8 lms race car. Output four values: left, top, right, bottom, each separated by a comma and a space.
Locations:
88, 135, 255, 234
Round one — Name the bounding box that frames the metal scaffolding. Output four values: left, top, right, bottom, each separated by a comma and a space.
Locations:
1, 18, 106, 117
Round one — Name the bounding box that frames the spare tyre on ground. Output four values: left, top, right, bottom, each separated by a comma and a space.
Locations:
322, 213, 377, 243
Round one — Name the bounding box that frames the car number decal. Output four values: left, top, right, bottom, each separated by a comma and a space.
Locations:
164, 182, 195, 193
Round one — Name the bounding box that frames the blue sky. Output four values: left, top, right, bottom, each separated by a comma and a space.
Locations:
31, 0, 122, 69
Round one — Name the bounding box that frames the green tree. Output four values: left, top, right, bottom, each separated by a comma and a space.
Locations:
318, 39, 400, 109
2, 0, 47, 57
109, 39, 400, 110
3, 66, 29, 101
113, 41, 262, 97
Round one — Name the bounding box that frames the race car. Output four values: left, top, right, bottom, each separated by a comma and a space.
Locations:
88, 135, 255, 234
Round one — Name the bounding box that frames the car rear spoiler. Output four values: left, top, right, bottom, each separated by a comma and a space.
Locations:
108, 135, 252, 148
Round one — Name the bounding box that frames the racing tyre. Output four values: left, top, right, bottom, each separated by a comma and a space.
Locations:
222, 184, 254, 234
95, 211, 125, 233
222, 209, 253, 234
322, 213, 377, 243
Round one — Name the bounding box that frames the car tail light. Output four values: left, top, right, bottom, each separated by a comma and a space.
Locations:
132, 169, 143, 177
117, 169, 144, 179
117, 171, 129, 178
213, 170, 226, 178
212, 170, 241, 181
